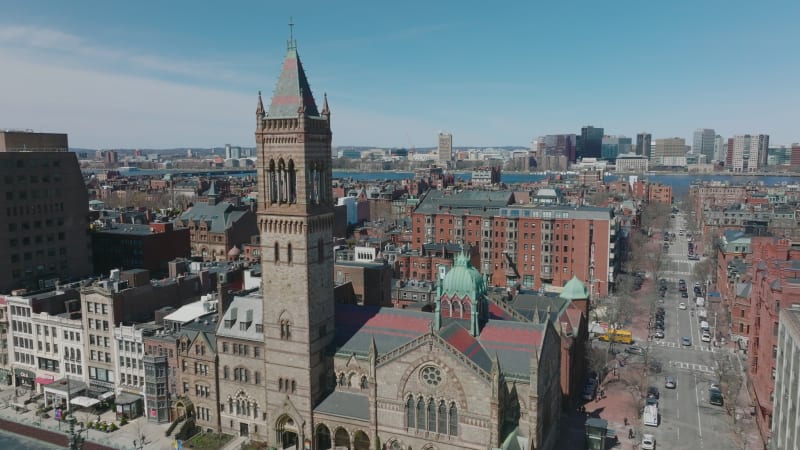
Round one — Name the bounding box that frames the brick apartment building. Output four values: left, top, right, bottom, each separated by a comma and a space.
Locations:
741, 237, 800, 440
0, 131, 92, 293
411, 190, 617, 296
647, 183, 673, 204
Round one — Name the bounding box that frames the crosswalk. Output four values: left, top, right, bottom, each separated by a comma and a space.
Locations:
650, 340, 717, 353
668, 360, 714, 374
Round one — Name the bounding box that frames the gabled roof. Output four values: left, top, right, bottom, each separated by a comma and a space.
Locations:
508, 293, 569, 323
267, 46, 320, 118
438, 322, 492, 373
314, 391, 369, 421
177, 202, 249, 233
479, 320, 544, 379
333, 304, 431, 357
216, 293, 263, 342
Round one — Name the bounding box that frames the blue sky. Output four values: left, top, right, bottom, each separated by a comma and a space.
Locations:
0, 0, 798, 149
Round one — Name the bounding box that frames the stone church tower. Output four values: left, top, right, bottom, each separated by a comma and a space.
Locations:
255, 35, 335, 448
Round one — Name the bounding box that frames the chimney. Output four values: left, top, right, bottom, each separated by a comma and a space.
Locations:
217, 272, 232, 325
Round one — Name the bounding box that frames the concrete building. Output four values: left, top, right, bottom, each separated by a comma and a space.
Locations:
0, 131, 92, 293
693, 128, 716, 163
615, 154, 649, 173
471, 166, 501, 186
728, 134, 769, 172
438, 132, 453, 166
714, 135, 726, 163
771, 306, 800, 450
600, 135, 632, 161
653, 138, 687, 167
539, 134, 577, 163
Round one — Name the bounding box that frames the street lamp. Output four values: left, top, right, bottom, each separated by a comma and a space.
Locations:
66, 413, 86, 450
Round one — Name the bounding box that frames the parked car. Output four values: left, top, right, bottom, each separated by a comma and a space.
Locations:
681, 336, 692, 346
654, 330, 665, 339
646, 396, 658, 406
641, 434, 656, 450
681, 291, 689, 298
702, 332, 712, 342
647, 386, 660, 399
679, 302, 686, 310
664, 376, 676, 389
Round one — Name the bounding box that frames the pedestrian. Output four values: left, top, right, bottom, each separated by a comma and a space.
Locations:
628, 428, 634, 439
624, 417, 628, 426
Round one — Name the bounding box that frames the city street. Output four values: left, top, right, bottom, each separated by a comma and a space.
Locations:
632, 211, 752, 450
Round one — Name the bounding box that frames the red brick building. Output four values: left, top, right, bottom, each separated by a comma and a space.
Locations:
91, 222, 191, 275
743, 237, 800, 440
411, 190, 617, 296
647, 183, 672, 204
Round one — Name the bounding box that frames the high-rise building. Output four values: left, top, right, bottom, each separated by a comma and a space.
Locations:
635, 132, 652, 157
772, 306, 800, 450
692, 128, 716, 162
728, 134, 769, 172
540, 134, 577, 162
577, 126, 603, 159
601, 135, 632, 161
653, 137, 687, 167
713, 135, 725, 163
0, 131, 92, 293
767, 145, 792, 166
438, 132, 453, 166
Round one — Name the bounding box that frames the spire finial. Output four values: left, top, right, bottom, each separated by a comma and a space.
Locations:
288, 17, 296, 50
321, 92, 330, 116
256, 90, 265, 116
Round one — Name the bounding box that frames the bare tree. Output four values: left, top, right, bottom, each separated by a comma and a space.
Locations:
640, 202, 672, 233
712, 353, 751, 449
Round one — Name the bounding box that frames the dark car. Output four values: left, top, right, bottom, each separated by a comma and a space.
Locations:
626, 345, 645, 355
656, 307, 665, 313
647, 386, 660, 399
681, 291, 689, 298
654, 330, 665, 339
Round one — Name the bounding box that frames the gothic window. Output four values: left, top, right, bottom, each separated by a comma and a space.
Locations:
278, 159, 287, 203
420, 366, 442, 387
427, 398, 436, 431
287, 243, 292, 264
268, 159, 277, 204
463, 301, 472, 318
287, 159, 296, 203
449, 403, 458, 436
312, 162, 321, 204
274, 242, 279, 263
280, 320, 291, 340
416, 398, 425, 429
223, 366, 229, 379
437, 401, 447, 434
405, 396, 415, 428
279, 378, 284, 391
441, 299, 451, 318
291, 380, 296, 393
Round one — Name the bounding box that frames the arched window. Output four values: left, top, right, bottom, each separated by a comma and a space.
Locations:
279, 378, 284, 391
416, 398, 425, 429
288, 159, 296, 203
405, 396, 415, 428
438, 401, 447, 434
318, 238, 325, 263
268, 159, 277, 204
427, 398, 436, 431
280, 320, 291, 340
274, 242, 280, 263
287, 243, 292, 264
463, 301, 472, 318
223, 366, 229, 379
449, 402, 458, 436
278, 159, 286, 203
291, 380, 296, 393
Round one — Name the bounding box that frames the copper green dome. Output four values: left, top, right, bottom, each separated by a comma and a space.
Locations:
560, 275, 589, 300
442, 252, 486, 299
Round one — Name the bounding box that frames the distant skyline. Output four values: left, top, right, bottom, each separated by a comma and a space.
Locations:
1, 0, 798, 149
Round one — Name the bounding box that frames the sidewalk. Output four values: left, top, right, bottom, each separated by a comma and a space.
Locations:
0, 387, 173, 449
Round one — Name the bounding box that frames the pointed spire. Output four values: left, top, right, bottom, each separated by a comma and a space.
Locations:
321, 93, 330, 116
267, 40, 320, 118
256, 90, 265, 117
369, 334, 378, 358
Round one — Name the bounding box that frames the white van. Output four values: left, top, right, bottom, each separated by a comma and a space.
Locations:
696, 297, 705, 307
700, 321, 710, 332
643, 405, 659, 427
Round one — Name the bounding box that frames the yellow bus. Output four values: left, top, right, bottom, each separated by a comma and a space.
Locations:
598, 329, 633, 344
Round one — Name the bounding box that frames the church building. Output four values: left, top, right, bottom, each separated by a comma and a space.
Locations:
254, 34, 562, 450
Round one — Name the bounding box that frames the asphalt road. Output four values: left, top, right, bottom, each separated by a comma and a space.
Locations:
635, 212, 742, 450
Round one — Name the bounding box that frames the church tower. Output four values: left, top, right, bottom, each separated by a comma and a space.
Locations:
256, 33, 335, 448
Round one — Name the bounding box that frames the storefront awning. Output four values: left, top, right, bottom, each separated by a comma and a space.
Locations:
70, 396, 99, 408
115, 392, 141, 405
13, 368, 35, 378
35, 376, 55, 385
98, 391, 115, 401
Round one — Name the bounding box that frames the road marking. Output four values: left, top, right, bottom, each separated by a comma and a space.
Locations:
667, 361, 713, 373
694, 373, 704, 447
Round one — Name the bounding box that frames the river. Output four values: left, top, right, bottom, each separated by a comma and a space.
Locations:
332, 171, 799, 196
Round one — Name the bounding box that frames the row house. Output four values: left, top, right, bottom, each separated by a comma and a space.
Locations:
743, 237, 800, 441
175, 313, 220, 433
